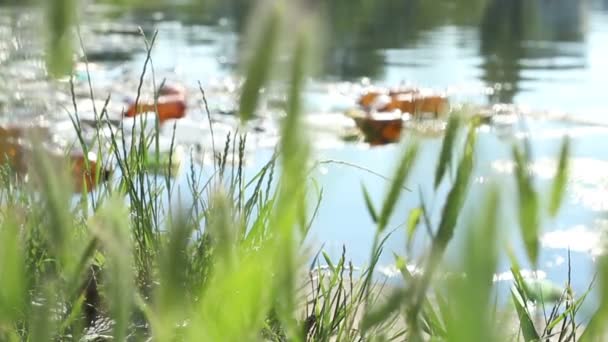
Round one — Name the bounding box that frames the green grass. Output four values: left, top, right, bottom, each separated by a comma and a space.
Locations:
0, 1, 604, 341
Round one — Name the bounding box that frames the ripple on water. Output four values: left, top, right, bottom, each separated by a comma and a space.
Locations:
493, 269, 547, 283
376, 263, 548, 284
492, 157, 608, 212
540, 221, 608, 258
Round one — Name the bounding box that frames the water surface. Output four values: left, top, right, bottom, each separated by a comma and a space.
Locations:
2, 0, 608, 305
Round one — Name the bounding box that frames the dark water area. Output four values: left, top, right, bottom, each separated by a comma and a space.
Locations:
2, 0, 608, 311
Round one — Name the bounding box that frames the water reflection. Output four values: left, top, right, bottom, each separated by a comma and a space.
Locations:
0, 0, 607, 299
479, 0, 526, 102
301, 0, 490, 80
225, 0, 587, 104
80, 0, 592, 101
480, 0, 587, 102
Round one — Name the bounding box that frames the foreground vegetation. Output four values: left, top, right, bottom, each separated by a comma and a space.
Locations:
1, 1, 608, 341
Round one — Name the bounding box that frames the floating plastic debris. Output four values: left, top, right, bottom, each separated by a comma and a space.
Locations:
358, 86, 449, 118
349, 110, 403, 145
128, 83, 187, 122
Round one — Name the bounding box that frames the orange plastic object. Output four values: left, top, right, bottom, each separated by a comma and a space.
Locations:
1, 122, 111, 193
358, 88, 419, 109
353, 113, 403, 145
382, 94, 447, 116
125, 83, 187, 123
358, 91, 386, 108
357, 88, 448, 117
0, 125, 20, 140
1, 123, 48, 174
388, 87, 420, 96
125, 94, 187, 123
68, 153, 112, 193
0, 140, 27, 173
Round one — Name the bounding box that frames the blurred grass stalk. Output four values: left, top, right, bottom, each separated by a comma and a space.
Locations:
45, 0, 76, 77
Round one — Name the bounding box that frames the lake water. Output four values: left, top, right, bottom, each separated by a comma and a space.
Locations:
2, 0, 608, 305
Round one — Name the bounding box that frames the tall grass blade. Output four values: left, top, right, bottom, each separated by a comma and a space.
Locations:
434, 114, 461, 188
238, 3, 281, 122
395, 254, 446, 338
155, 210, 193, 339
189, 188, 273, 341
270, 16, 314, 340
407, 124, 476, 339
511, 289, 540, 342
0, 211, 26, 324
46, 0, 75, 76
546, 289, 588, 332
580, 255, 608, 341
508, 257, 542, 341
435, 124, 476, 245
189, 251, 273, 341
29, 143, 75, 270
406, 207, 422, 249
360, 288, 406, 333
549, 138, 570, 217
446, 187, 499, 342
362, 183, 378, 223
378, 143, 419, 232
206, 189, 238, 265
512, 145, 540, 264
30, 286, 56, 342
90, 197, 134, 341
